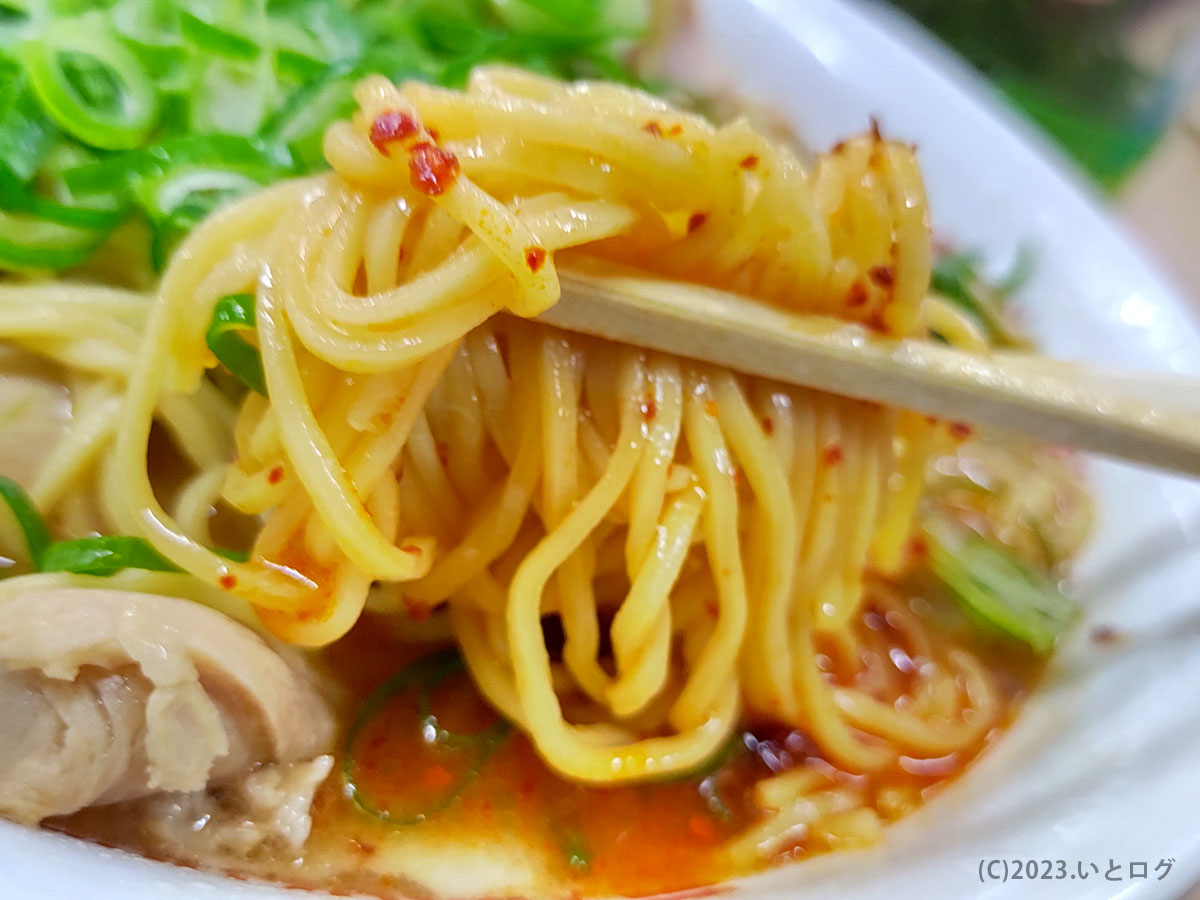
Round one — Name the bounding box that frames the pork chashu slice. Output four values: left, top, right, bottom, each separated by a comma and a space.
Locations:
0, 589, 333, 823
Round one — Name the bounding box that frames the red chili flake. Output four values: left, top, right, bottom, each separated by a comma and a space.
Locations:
704, 400, 719, 418
405, 599, 432, 622
924, 414, 940, 425
739, 154, 759, 170
822, 444, 844, 466
761, 416, 774, 435
688, 814, 719, 843
846, 281, 869, 308
525, 245, 547, 273
687, 212, 708, 233
640, 392, 657, 422
865, 309, 888, 332
369, 110, 420, 155
869, 265, 895, 288
218, 573, 238, 590
643, 120, 664, 137
267, 466, 285, 485
408, 142, 459, 196
424, 764, 454, 791
948, 421, 973, 441
666, 123, 683, 137
401, 544, 423, 555
427, 127, 440, 142
906, 536, 928, 560
832, 140, 847, 154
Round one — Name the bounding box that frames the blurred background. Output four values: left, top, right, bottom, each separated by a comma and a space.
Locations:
882, 0, 1200, 312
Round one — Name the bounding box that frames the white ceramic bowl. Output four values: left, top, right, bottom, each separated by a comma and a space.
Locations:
4, 1, 1200, 897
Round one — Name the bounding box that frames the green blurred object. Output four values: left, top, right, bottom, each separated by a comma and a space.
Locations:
884, 0, 1175, 188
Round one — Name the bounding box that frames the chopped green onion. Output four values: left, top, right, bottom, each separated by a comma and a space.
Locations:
134, 165, 267, 222
178, 10, 259, 62
147, 206, 194, 272
0, 474, 189, 577
0, 208, 108, 271
118, 33, 185, 78
0, 72, 59, 181
927, 521, 1077, 654
188, 56, 274, 135
407, 0, 500, 58
563, 831, 591, 871
36, 138, 105, 192
271, 0, 363, 64
109, 0, 185, 77
275, 46, 326, 82
932, 252, 994, 319
22, 17, 160, 149
0, 163, 127, 230
212, 546, 250, 563
343, 648, 511, 826
490, 0, 603, 37
0, 0, 30, 33
258, 59, 360, 167
415, 653, 510, 750
62, 134, 294, 196
3, 0, 649, 273
40, 535, 181, 576
205, 293, 266, 395
0, 475, 52, 566
931, 249, 1032, 347
665, 729, 742, 782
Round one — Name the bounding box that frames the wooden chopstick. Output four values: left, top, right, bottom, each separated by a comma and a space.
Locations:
537, 270, 1200, 478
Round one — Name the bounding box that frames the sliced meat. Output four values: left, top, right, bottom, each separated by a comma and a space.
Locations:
0, 589, 334, 824
138, 755, 335, 861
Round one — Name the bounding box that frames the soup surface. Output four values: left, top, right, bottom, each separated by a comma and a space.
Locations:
57, 586, 1041, 899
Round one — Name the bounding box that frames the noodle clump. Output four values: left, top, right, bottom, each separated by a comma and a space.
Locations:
4, 68, 998, 838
